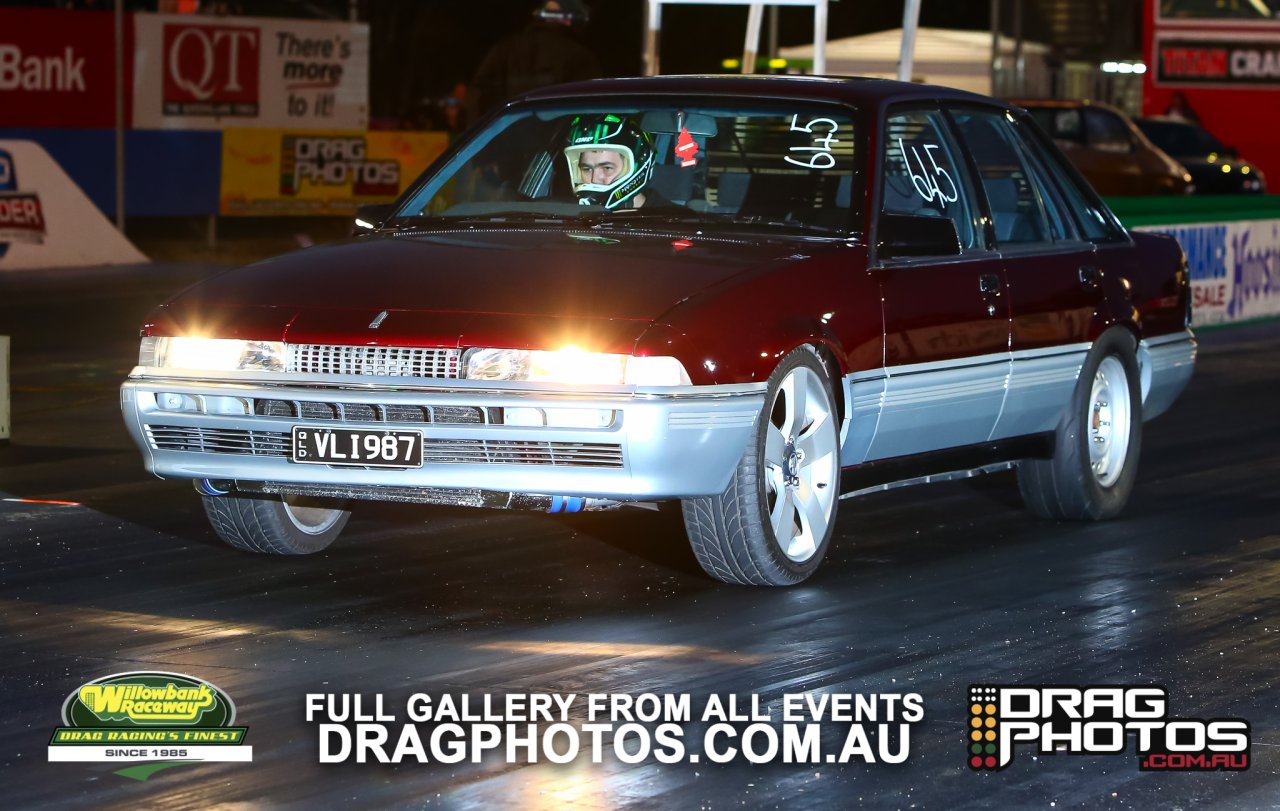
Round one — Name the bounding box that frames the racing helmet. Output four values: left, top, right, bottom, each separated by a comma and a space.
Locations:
563, 114, 656, 209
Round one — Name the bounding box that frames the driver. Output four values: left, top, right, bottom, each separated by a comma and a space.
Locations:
563, 114, 670, 209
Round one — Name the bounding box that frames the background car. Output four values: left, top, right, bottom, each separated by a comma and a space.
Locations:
1012, 99, 1193, 196
1136, 117, 1267, 194
122, 77, 1196, 586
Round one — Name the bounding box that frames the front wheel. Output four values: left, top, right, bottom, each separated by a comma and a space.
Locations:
1018, 328, 1143, 520
682, 347, 841, 585
202, 492, 350, 554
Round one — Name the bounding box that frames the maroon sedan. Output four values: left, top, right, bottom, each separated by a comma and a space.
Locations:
121, 76, 1195, 585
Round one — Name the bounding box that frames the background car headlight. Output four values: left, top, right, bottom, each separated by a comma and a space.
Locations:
464, 347, 691, 386
139, 336, 286, 372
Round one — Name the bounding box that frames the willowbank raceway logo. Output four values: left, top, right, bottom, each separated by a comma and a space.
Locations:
967, 685, 1250, 772
48, 671, 252, 781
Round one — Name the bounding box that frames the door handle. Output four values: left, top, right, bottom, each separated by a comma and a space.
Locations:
979, 273, 1001, 294
1079, 265, 1100, 286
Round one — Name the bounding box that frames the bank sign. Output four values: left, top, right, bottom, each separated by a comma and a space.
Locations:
134, 13, 368, 130
0, 7, 123, 128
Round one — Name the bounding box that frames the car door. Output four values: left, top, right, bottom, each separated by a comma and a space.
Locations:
949, 107, 1106, 441
866, 106, 1010, 462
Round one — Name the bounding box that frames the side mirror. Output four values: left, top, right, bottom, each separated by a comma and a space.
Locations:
877, 213, 961, 261
353, 203, 395, 236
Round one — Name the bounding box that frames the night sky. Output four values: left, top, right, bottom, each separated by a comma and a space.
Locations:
366, 0, 1004, 118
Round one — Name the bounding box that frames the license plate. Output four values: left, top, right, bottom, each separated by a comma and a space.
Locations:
291, 426, 422, 468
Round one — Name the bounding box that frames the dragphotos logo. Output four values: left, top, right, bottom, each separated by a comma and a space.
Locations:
968, 684, 1250, 772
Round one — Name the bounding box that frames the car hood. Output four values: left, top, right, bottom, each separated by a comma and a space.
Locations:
149, 229, 829, 353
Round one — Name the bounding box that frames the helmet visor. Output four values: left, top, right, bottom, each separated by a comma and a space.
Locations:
564, 145, 637, 195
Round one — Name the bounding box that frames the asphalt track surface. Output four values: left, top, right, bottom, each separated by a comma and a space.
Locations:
1, 263, 1278, 810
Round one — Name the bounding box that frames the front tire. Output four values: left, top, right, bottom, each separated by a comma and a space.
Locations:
1018, 327, 1143, 520
202, 493, 350, 554
682, 347, 841, 585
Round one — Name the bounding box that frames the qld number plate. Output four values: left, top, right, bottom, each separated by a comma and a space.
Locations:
292, 427, 422, 468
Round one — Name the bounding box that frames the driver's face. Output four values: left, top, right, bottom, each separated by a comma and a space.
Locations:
577, 149, 624, 186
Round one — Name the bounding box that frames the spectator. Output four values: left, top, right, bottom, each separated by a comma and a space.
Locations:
470, 0, 601, 119
1164, 92, 1201, 125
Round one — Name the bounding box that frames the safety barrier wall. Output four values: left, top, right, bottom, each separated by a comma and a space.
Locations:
0, 140, 147, 270
1109, 196, 1280, 328
0, 129, 221, 219
1136, 219, 1280, 327
0, 128, 450, 220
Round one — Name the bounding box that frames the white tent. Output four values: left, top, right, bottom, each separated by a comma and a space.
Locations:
779, 27, 1052, 97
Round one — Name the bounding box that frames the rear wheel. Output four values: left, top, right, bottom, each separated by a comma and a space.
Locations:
202, 492, 349, 554
1018, 328, 1143, 520
682, 347, 841, 585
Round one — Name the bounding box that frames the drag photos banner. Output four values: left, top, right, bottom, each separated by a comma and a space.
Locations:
219, 128, 447, 216
305, 691, 924, 766
44, 673, 1257, 784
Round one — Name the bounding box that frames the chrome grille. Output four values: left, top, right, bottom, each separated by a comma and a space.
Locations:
423, 439, 624, 468
252, 399, 489, 425
146, 426, 290, 457
146, 426, 623, 468
288, 344, 461, 379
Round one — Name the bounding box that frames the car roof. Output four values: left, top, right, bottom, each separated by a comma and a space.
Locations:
519, 74, 1005, 109
1009, 98, 1125, 115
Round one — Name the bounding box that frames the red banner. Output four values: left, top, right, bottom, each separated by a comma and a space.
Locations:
1143, 0, 1280, 185
0, 8, 133, 128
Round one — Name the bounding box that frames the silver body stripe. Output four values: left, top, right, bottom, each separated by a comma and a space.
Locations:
838, 332, 1195, 465
1138, 331, 1196, 421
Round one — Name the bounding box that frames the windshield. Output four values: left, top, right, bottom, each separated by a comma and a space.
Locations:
1137, 120, 1226, 156
392, 99, 861, 236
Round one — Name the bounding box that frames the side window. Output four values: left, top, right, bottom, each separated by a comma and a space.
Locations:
881, 109, 981, 250
1085, 110, 1132, 154
951, 109, 1052, 247
1028, 107, 1084, 144
1021, 121, 1126, 242
1010, 121, 1074, 242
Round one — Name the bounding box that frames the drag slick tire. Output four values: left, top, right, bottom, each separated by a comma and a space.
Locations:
1018, 327, 1143, 521
682, 347, 841, 586
202, 492, 350, 554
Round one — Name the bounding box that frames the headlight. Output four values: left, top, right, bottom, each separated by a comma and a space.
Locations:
139, 336, 286, 372
464, 347, 691, 386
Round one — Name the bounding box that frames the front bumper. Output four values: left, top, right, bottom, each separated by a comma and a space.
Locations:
120, 370, 764, 501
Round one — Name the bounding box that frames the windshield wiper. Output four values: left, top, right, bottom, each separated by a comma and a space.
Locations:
586, 211, 717, 230
386, 210, 590, 230
587, 210, 846, 237
722, 215, 846, 236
